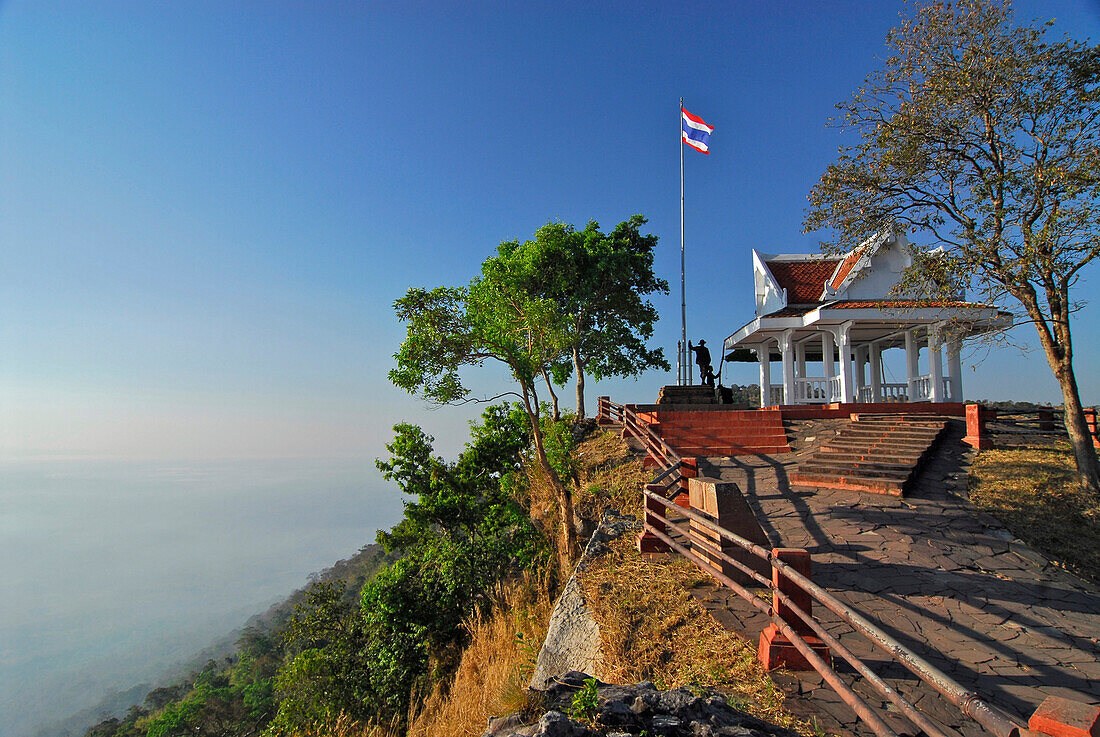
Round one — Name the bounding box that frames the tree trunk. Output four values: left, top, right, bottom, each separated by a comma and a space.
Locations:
522, 384, 579, 575
1054, 361, 1100, 495
1025, 301, 1100, 494
573, 346, 586, 419
542, 371, 560, 422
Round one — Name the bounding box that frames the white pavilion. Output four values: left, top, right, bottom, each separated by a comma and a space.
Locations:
722, 229, 1012, 408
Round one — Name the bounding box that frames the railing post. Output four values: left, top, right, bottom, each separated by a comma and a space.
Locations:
759, 548, 830, 670
1037, 408, 1055, 432
687, 478, 770, 585
962, 402, 993, 449
1084, 408, 1100, 449
675, 457, 697, 508
597, 396, 610, 424
638, 486, 671, 554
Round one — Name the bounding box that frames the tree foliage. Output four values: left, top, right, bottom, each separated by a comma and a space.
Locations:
391, 239, 580, 571
804, 0, 1100, 491
495, 216, 669, 417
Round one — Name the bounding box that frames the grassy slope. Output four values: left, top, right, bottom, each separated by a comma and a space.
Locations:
407, 430, 809, 736
969, 438, 1100, 581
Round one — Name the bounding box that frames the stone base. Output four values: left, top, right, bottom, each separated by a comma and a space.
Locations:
962, 434, 994, 449
637, 530, 670, 554
656, 385, 716, 405
758, 624, 830, 671
1030, 696, 1100, 737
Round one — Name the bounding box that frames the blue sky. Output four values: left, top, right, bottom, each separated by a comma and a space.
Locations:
2, 0, 1099, 462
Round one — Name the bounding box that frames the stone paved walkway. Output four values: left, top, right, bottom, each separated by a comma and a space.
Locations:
684, 419, 1099, 737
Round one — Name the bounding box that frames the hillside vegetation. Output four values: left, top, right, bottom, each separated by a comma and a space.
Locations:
82, 410, 812, 737
82, 403, 552, 737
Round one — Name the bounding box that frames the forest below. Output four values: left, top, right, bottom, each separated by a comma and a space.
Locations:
79, 402, 572, 737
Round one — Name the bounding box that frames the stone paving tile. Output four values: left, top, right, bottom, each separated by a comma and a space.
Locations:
686, 420, 1100, 737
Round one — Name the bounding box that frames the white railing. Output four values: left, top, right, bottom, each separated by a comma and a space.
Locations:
829, 375, 843, 403
881, 383, 909, 402
855, 384, 909, 402
768, 384, 784, 406
833, 380, 954, 404
794, 377, 831, 404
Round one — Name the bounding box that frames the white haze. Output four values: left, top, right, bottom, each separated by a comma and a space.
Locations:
0, 458, 404, 737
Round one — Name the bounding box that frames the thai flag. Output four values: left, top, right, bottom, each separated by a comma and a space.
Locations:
681, 107, 714, 154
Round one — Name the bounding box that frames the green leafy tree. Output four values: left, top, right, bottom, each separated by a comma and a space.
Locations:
496, 216, 669, 418
303, 406, 543, 729
804, 0, 1100, 492
391, 251, 579, 572
375, 404, 531, 551
268, 583, 377, 734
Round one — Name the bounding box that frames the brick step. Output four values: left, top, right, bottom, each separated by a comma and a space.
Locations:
846, 427, 946, 439
663, 431, 789, 442
810, 450, 926, 465
672, 445, 791, 456
851, 415, 948, 423
657, 415, 783, 425
796, 461, 914, 480
824, 440, 937, 453
661, 423, 788, 433
850, 415, 949, 423
821, 440, 937, 454
662, 429, 788, 439
670, 440, 790, 450
822, 434, 936, 447
836, 427, 944, 440
788, 471, 906, 495
655, 413, 787, 418
659, 420, 787, 431
790, 415, 950, 496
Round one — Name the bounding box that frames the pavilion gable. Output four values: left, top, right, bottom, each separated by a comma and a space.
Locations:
730, 230, 1010, 407
753, 230, 917, 317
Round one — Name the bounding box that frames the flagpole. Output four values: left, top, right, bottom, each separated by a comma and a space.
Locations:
680, 97, 687, 386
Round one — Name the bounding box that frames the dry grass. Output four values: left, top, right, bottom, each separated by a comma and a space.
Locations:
404, 573, 556, 737
969, 439, 1100, 581
579, 535, 813, 736
286, 713, 403, 737
573, 430, 650, 520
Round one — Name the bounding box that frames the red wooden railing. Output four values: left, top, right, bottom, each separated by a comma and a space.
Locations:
596, 394, 1033, 737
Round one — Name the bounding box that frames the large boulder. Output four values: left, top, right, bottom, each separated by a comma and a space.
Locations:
485, 671, 797, 737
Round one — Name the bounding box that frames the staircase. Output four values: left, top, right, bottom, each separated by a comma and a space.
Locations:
654, 409, 791, 456
789, 415, 949, 495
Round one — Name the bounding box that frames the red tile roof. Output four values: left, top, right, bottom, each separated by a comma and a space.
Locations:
766, 259, 841, 303
759, 299, 1004, 319
763, 304, 823, 317
828, 299, 992, 309
829, 248, 865, 290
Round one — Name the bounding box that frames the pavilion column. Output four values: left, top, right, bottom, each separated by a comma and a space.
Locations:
869, 342, 882, 402
854, 345, 867, 400
837, 321, 854, 404
929, 324, 944, 403
821, 331, 835, 402
947, 339, 963, 402
779, 330, 795, 405
758, 340, 772, 407
795, 341, 807, 379
905, 329, 920, 401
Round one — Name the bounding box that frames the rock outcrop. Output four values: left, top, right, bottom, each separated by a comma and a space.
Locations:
529, 511, 637, 689
485, 671, 797, 737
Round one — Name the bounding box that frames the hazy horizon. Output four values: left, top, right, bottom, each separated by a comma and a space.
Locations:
0, 457, 405, 737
